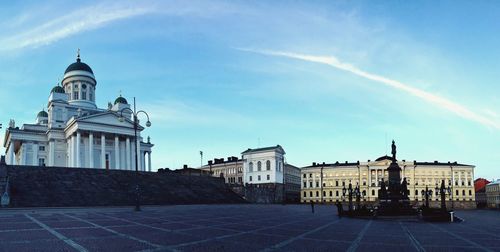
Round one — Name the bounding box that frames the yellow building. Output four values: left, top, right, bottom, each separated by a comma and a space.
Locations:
301, 156, 475, 208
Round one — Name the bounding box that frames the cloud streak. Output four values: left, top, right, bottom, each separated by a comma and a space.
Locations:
237, 48, 500, 130
0, 3, 153, 51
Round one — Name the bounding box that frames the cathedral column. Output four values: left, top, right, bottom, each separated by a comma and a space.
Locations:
101, 134, 106, 169
136, 138, 140, 171
49, 141, 55, 166
20, 144, 26, 165
114, 136, 120, 169
89, 133, 94, 168
32, 142, 38, 166
7, 143, 14, 165
148, 151, 152, 172
76, 132, 81, 167
68, 137, 72, 167
126, 137, 131, 170
70, 135, 76, 167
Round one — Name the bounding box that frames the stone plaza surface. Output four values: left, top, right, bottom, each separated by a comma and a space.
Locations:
0, 205, 498, 252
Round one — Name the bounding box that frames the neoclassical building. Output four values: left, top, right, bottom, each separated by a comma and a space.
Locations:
3, 52, 153, 171
301, 156, 475, 207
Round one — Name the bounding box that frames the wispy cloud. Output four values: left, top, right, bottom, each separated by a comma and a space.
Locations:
143, 99, 252, 127
237, 48, 500, 130
0, 2, 153, 51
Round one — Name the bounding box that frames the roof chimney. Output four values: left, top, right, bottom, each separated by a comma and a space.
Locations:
208, 160, 213, 165
312, 162, 316, 166
183, 164, 188, 169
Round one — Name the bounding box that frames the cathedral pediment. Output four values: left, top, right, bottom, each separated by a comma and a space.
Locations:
76, 112, 137, 128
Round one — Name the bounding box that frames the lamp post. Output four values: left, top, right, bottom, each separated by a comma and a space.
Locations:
354, 183, 361, 210
421, 186, 433, 208
119, 97, 151, 212
435, 179, 451, 211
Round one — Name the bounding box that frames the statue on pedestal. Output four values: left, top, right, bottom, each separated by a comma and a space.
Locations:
401, 178, 409, 199
391, 140, 397, 160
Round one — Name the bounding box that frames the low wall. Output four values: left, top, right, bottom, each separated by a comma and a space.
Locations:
1, 163, 246, 207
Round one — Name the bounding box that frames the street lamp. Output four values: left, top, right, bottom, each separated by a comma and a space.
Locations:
421, 186, 433, 208
118, 97, 151, 212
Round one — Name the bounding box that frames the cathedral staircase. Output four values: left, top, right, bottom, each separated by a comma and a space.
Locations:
1, 162, 246, 207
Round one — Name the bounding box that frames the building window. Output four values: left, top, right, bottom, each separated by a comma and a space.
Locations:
303, 174, 306, 178
38, 158, 45, 166
249, 176, 252, 181
258, 175, 261, 181
329, 191, 332, 197
342, 181, 345, 186
38, 146, 45, 151
316, 191, 319, 197
316, 182, 319, 187
73, 92, 79, 100
303, 191, 307, 197
456, 190, 459, 196
372, 190, 375, 196
303, 182, 307, 188
309, 174, 312, 178
309, 182, 313, 187
266, 160, 271, 170
309, 191, 313, 197
257, 161, 262, 171
267, 175, 270, 180
82, 91, 87, 100
89, 92, 93, 101
336, 191, 339, 197
335, 181, 338, 186
249, 162, 253, 172
462, 190, 465, 196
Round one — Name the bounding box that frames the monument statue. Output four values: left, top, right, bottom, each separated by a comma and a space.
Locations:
401, 177, 409, 199
391, 140, 397, 160
379, 178, 387, 199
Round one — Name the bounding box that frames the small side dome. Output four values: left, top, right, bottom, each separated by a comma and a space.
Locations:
114, 95, 128, 105
37, 110, 48, 118
51, 86, 65, 93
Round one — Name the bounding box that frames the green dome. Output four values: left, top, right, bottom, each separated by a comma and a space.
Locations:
114, 96, 128, 105
51, 86, 65, 93
37, 110, 48, 118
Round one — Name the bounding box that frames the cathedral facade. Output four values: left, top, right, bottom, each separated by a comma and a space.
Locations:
2, 53, 153, 171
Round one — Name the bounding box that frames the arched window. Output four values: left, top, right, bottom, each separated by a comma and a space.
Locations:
309, 191, 313, 197
469, 190, 472, 196
303, 191, 307, 197
462, 190, 465, 196
336, 191, 339, 197
372, 190, 375, 196
329, 191, 332, 197
415, 190, 418, 197
249, 162, 253, 172
266, 160, 271, 170
316, 191, 319, 197
455, 190, 459, 196
257, 161, 262, 171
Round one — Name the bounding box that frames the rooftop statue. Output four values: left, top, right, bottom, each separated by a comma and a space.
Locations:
391, 140, 397, 160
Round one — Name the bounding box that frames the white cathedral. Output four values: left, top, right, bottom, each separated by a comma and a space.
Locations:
2, 52, 154, 171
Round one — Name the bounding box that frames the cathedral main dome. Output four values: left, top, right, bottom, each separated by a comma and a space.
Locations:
64, 57, 93, 74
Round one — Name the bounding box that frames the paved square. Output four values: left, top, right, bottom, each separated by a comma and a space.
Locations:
0, 205, 498, 251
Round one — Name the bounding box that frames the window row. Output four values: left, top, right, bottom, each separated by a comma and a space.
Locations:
249, 160, 281, 172
248, 175, 271, 181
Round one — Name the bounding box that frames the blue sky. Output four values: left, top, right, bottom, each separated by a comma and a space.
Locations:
0, 1, 498, 179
